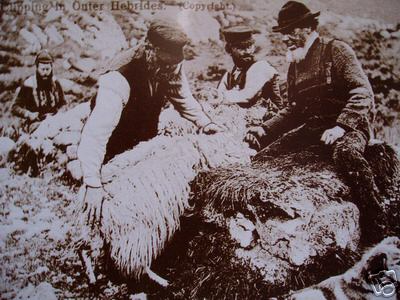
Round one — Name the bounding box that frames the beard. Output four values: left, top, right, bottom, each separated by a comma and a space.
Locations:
36, 70, 53, 90
286, 47, 307, 63
233, 55, 254, 69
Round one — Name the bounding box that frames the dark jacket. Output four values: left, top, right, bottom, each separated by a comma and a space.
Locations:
262, 38, 375, 140
12, 75, 65, 120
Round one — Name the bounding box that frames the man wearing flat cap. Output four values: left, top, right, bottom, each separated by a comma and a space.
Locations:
245, 1, 384, 244
12, 49, 65, 131
78, 19, 221, 225
218, 25, 284, 111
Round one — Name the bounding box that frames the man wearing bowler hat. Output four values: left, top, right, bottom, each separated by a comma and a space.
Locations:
245, 1, 384, 244
78, 19, 221, 227
218, 25, 284, 112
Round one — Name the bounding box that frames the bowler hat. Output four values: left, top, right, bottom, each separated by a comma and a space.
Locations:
222, 25, 254, 45
147, 19, 188, 64
272, 1, 320, 33
35, 49, 53, 65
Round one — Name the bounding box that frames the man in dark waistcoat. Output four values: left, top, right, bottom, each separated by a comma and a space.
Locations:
217, 25, 284, 111
12, 50, 65, 132
245, 1, 385, 244
78, 19, 221, 226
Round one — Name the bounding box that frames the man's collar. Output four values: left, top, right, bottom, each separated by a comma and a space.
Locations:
302, 31, 319, 58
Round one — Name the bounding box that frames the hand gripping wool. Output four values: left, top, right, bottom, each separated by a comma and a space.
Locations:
87, 132, 253, 278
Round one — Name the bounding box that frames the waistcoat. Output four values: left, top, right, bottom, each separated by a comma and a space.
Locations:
287, 38, 346, 128
92, 47, 170, 162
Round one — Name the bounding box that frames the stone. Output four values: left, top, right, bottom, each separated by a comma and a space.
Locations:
53, 131, 81, 147
61, 17, 86, 47
229, 213, 255, 248
69, 57, 97, 73
19, 28, 41, 53
44, 7, 63, 23
66, 160, 82, 181
44, 25, 64, 46
58, 78, 80, 94
0, 137, 15, 166
32, 24, 48, 46
84, 13, 128, 60
15, 282, 57, 300
66, 145, 78, 160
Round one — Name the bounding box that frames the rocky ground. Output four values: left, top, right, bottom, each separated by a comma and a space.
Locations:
0, 0, 400, 299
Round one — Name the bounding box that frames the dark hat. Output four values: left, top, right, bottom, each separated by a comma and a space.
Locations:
222, 25, 254, 45
147, 19, 189, 64
272, 1, 320, 33
35, 49, 53, 65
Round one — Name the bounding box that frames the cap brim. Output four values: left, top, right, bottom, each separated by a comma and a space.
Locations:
272, 11, 320, 33
157, 49, 184, 65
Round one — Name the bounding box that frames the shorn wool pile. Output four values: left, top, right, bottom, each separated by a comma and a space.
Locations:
11, 102, 90, 177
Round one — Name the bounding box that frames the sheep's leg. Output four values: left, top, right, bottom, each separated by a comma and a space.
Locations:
81, 249, 97, 284
145, 267, 169, 287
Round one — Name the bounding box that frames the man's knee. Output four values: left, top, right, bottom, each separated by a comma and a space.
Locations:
333, 131, 367, 161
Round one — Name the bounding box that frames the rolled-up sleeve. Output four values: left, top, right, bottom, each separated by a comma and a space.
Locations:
167, 64, 211, 128
77, 71, 130, 187
332, 40, 375, 133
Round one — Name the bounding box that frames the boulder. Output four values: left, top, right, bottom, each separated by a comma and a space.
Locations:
57, 78, 81, 95
61, 17, 86, 47
0, 137, 16, 166
66, 145, 78, 160
31, 24, 48, 46
19, 28, 41, 54
53, 131, 81, 147
44, 7, 63, 23
69, 57, 97, 73
66, 160, 82, 182
44, 25, 64, 46
15, 282, 57, 300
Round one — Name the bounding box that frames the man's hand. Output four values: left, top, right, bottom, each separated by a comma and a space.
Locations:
244, 126, 266, 150
83, 185, 105, 228
321, 126, 346, 145
202, 122, 224, 134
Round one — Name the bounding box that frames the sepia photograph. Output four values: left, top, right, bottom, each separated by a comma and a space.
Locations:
0, 0, 399, 298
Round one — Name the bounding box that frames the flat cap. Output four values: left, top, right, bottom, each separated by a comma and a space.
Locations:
222, 25, 254, 45
35, 49, 53, 65
147, 19, 188, 64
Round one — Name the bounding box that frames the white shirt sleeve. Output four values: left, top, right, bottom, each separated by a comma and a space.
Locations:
223, 61, 278, 104
167, 63, 211, 128
77, 71, 130, 187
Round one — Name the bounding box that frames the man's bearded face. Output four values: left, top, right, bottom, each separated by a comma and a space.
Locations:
230, 43, 255, 68
37, 62, 52, 80
145, 41, 181, 74
282, 27, 312, 62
